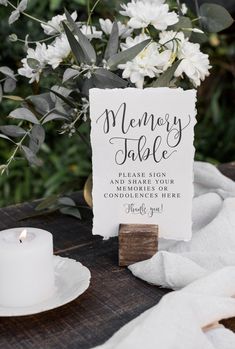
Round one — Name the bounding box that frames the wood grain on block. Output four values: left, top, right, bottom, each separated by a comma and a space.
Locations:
119, 224, 158, 266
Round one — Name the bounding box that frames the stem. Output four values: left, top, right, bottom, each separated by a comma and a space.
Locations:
0, 73, 19, 83
69, 111, 91, 151
194, 0, 200, 16
0, 77, 7, 83
192, 17, 202, 23
16, 34, 59, 44
87, 0, 101, 27
87, 0, 91, 23
7, 1, 60, 33
6, 131, 28, 170
3, 113, 46, 173
159, 37, 181, 50
176, 0, 181, 14
40, 108, 56, 123
194, 0, 202, 27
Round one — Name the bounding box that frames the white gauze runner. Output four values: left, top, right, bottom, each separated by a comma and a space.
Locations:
93, 267, 235, 349
129, 161, 235, 289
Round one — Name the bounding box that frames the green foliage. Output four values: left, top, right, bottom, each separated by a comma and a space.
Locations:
104, 21, 119, 60
169, 16, 192, 38
0, 0, 234, 209
195, 34, 235, 163
151, 60, 182, 87
107, 39, 151, 70
0, 124, 91, 207
200, 3, 234, 33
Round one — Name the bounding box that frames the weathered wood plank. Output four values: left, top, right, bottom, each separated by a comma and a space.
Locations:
119, 224, 158, 266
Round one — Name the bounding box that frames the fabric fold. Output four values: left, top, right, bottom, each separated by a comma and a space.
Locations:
93, 267, 235, 349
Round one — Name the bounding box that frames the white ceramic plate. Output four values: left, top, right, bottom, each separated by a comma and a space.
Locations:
0, 256, 91, 317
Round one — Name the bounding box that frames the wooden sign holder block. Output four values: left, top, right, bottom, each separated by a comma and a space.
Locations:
118, 224, 158, 267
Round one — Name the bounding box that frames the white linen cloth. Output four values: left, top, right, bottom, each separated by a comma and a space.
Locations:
129, 162, 235, 290
93, 268, 235, 349
92, 162, 235, 349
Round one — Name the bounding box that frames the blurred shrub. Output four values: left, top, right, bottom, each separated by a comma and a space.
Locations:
0, 122, 91, 207
195, 32, 235, 163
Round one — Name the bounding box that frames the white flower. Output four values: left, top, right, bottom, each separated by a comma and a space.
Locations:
121, 33, 150, 50
0, 0, 8, 6
118, 43, 171, 88
18, 43, 47, 83
120, 0, 178, 30
80, 25, 102, 40
159, 30, 186, 54
181, 3, 188, 15
99, 18, 133, 38
41, 11, 77, 35
46, 34, 71, 69
175, 41, 211, 87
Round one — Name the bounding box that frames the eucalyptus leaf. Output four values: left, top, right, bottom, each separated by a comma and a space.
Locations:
22, 145, 43, 166
8, 9, 20, 25
3, 77, 16, 93
27, 95, 50, 114
107, 39, 151, 70
63, 68, 79, 83
0, 134, 15, 143
42, 112, 68, 124
62, 22, 87, 64
169, 16, 192, 38
190, 31, 208, 44
0, 66, 15, 79
93, 68, 128, 88
50, 86, 73, 115
65, 8, 96, 63
27, 58, 40, 70
18, 0, 28, 12
29, 125, 45, 153
0, 125, 26, 137
58, 196, 76, 207
9, 108, 39, 124
49, 88, 75, 108
82, 77, 96, 96
59, 206, 81, 219
8, 0, 27, 25
30, 92, 54, 110
200, 3, 234, 33
50, 86, 72, 100
36, 195, 58, 211
151, 60, 182, 87
104, 21, 119, 60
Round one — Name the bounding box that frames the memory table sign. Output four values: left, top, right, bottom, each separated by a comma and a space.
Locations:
90, 88, 196, 240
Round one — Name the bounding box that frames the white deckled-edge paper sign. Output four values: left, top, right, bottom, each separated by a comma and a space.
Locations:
90, 88, 197, 240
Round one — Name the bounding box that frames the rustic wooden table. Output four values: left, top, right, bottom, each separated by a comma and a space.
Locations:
0, 163, 234, 349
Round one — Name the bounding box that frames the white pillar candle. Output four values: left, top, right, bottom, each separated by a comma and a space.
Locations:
0, 227, 55, 307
